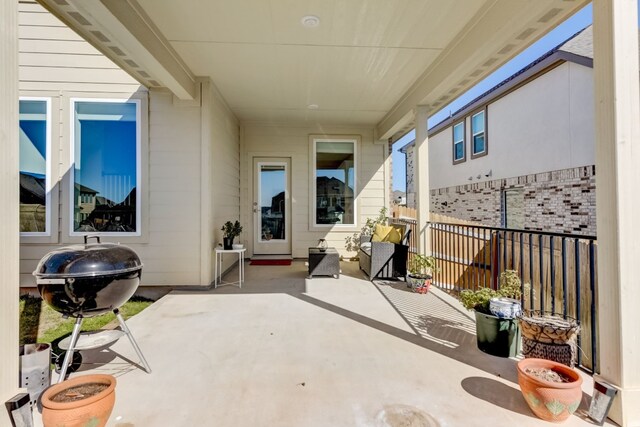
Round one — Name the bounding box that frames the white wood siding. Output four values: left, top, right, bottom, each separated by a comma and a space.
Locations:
18, 1, 141, 94
241, 124, 385, 258
209, 84, 241, 278
142, 90, 202, 285
429, 62, 595, 189
18, 4, 242, 287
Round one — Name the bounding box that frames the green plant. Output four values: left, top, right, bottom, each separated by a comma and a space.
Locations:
407, 254, 437, 278
222, 220, 243, 239
344, 207, 387, 252
459, 270, 527, 314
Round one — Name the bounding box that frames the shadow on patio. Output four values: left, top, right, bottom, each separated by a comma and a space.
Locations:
60, 260, 608, 427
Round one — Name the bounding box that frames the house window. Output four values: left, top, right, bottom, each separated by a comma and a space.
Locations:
71, 99, 141, 235
313, 139, 356, 226
471, 110, 487, 158
452, 121, 465, 164
19, 99, 51, 235
503, 188, 525, 229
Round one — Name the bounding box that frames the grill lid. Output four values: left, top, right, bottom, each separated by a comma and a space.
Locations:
33, 236, 142, 279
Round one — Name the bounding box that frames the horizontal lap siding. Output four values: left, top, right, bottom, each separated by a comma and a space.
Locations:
211, 84, 241, 276
241, 124, 384, 258
145, 91, 202, 285
18, 3, 208, 286
18, 2, 141, 94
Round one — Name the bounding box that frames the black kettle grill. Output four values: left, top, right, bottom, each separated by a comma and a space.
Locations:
34, 236, 151, 382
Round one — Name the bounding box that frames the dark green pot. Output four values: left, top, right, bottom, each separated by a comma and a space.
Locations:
474, 310, 521, 358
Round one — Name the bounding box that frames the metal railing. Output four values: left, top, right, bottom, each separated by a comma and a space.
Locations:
429, 221, 598, 373
390, 215, 598, 373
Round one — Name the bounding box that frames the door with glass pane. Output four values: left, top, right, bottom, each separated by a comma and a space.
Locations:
253, 158, 291, 255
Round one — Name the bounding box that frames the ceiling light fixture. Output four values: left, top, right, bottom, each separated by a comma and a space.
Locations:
301, 15, 320, 28
307, 104, 319, 110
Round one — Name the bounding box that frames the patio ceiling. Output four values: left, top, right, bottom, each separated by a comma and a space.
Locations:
38, 0, 588, 140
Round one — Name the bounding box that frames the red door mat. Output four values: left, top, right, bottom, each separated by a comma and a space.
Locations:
250, 259, 292, 266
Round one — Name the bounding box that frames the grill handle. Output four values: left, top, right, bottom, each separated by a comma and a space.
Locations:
83, 235, 101, 244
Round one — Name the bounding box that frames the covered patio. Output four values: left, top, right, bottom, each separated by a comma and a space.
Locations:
2, 0, 640, 425
46, 261, 612, 426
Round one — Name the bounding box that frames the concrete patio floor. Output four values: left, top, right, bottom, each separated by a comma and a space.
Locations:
45, 260, 612, 427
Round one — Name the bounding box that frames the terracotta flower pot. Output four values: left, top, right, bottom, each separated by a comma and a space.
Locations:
41, 374, 116, 427
517, 358, 582, 423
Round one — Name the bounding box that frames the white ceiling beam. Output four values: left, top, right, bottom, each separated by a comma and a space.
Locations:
376, 0, 590, 140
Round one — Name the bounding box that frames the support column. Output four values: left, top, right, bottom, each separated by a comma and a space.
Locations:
0, 0, 21, 422
593, 1, 640, 425
414, 106, 431, 255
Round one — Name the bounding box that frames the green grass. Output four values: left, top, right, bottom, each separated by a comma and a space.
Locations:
19, 295, 153, 347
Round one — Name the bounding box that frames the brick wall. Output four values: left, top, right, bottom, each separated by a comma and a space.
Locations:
430, 165, 596, 235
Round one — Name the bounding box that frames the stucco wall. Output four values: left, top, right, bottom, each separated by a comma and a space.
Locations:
240, 124, 386, 258
428, 62, 594, 190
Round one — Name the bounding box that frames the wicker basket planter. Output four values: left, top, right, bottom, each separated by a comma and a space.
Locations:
519, 311, 580, 367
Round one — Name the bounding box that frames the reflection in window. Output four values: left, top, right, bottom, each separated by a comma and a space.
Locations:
453, 121, 465, 163
471, 111, 486, 155
259, 164, 286, 241
19, 100, 49, 233
315, 141, 355, 225
72, 101, 139, 234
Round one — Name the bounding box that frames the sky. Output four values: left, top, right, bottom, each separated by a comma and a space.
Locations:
392, 3, 594, 192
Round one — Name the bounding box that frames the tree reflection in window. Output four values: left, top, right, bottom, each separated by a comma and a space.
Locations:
73, 101, 139, 233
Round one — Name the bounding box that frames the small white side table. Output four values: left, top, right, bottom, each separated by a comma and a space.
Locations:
214, 247, 246, 288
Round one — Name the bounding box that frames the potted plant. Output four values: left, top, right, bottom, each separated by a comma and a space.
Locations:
41, 374, 116, 427
519, 311, 580, 366
517, 358, 583, 422
221, 220, 243, 249
459, 270, 525, 357
406, 254, 437, 294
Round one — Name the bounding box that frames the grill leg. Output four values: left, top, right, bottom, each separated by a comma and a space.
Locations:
57, 316, 83, 383
114, 309, 152, 373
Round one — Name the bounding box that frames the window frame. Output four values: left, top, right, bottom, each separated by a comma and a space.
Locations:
502, 187, 525, 229
19, 97, 53, 238
452, 121, 466, 165
257, 160, 289, 244
470, 108, 488, 159
68, 97, 143, 237
309, 136, 359, 230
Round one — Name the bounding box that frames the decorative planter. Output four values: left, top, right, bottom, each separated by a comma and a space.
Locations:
474, 310, 521, 358
519, 311, 580, 366
41, 374, 116, 427
407, 274, 432, 293
223, 237, 234, 250
489, 297, 522, 319
517, 358, 583, 422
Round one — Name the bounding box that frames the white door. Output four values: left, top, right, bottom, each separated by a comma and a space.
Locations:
253, 157, 291, 255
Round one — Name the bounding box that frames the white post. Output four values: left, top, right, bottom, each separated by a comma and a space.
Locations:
0, 0, 21, 421
414, 106, 431, 254
593, 0, 640, 425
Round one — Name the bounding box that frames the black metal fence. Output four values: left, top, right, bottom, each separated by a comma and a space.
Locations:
424, 221, 598, 373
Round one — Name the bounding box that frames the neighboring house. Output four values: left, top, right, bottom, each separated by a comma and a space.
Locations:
400, 26, 598, 235
392, 190, 406, 206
